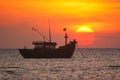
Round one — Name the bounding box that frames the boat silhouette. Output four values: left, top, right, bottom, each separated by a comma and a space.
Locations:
19, 25, 77, 58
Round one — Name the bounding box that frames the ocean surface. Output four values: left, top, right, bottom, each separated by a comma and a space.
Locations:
0, 48, 120, 80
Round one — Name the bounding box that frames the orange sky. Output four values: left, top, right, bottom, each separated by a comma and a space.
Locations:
0, 0, 120, 48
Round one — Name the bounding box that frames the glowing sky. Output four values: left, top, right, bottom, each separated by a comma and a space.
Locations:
0, 0, 120, 48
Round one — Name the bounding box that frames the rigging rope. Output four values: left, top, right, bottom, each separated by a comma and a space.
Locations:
32, 27, 49, 41
77, 44, 87, 58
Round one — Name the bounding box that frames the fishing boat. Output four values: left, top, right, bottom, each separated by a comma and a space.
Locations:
19, 26, 77, 58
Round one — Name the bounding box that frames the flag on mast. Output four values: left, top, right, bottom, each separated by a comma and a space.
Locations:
63, 28, 66, 31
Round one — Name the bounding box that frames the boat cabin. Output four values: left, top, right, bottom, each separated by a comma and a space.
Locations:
33, 41, 57, 50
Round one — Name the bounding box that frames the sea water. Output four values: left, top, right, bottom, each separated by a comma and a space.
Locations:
0, 48, 120, 80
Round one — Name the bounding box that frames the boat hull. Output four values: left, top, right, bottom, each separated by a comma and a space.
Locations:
19, 41, 76, 58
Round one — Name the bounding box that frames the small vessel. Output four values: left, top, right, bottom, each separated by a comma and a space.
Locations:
19, 26, 77, 58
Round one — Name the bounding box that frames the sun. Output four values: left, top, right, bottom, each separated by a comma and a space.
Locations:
75, 25, 95, 46
76, 26, 94, 32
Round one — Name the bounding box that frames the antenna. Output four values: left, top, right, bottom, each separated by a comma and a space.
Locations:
48, 19, 51, 43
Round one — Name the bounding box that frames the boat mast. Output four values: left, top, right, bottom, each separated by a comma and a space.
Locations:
63, 28, 68, 45
48, 20, 51, 43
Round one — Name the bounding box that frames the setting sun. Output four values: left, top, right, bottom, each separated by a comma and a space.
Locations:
75, 26, 95, 46
76, 26, 94, 32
